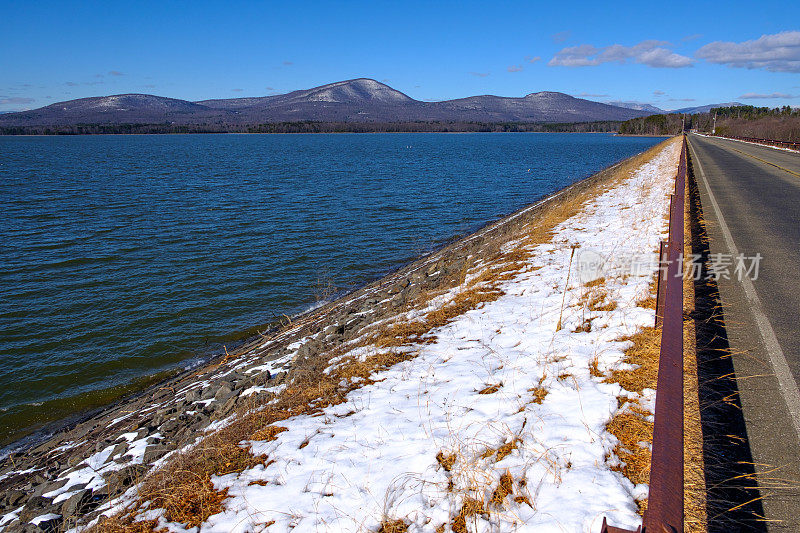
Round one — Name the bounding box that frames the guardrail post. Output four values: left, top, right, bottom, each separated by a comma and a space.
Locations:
655, 240, 666, 328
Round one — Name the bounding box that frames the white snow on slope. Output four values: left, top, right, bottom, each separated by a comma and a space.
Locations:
101, 140, 681, 532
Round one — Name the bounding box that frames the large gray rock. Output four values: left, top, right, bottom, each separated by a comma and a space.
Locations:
60, 489, 92, 517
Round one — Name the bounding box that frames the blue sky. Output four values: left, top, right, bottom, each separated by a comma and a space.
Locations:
1, 0, 799, 112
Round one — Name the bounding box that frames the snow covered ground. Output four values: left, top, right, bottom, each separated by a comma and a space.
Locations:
11, 139, 680, 533
144, 139, 678, 533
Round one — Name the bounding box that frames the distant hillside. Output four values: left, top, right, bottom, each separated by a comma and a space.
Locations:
0, 78, 651, 130
606, 101, 666, 114
671, 102, 744, 114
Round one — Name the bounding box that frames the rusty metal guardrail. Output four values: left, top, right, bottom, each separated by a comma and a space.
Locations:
712, 134, 800, 151
602, 134, 687, 533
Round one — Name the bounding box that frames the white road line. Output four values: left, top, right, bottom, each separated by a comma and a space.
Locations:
690, 138, 800, 442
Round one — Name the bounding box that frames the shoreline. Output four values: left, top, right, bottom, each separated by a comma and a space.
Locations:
0, 139, 673, 530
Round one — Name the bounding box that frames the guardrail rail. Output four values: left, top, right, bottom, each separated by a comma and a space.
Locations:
601, 134, 687, 533
712, 134, 800, 151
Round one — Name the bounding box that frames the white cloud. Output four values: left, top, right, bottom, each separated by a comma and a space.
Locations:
0, 97, 35, 104
739, 92, 798, 99
653, 90, 666, 96
469, 72, 490, 77
548, 44, 599, 67
525, 56, 541, 63
108, 70, 124, 76
549, 40, 693, 68
695, 31, 800, 72
552, 30, 571, 43
507, 65, 523, 72
635, 47, 695, 68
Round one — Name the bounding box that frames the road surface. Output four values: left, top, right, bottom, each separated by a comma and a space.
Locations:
688, 134, 800, 531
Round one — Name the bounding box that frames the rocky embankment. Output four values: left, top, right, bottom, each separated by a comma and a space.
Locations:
0, 154, 637, 532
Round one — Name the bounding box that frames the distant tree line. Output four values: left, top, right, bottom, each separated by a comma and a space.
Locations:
618, 105, 800, 141
0, 120, 624, 136
710, 105, 799, 120
706, 106, 799, 142
618, 114, 686, 136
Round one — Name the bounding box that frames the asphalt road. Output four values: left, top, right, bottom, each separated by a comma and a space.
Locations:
688, 134, 800, 531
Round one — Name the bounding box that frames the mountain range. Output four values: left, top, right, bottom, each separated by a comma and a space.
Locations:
0, 79, 655, 127
0, 78, 741, 128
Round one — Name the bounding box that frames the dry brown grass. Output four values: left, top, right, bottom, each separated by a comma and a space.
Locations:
579, 277, 619, 313
529, 375, 549, 404
478, 383, 502, 395
602, 272, 664, 516
451, 497, 487, 533
606, 326, 660, 394
374, 285, 505, 348
529, 386, 548, 405
584, 277, 605, 288
436, 451, 457, 472
94, 515, 166, 533
606, 405, 654, 487
489, 471, 515, 507
135, 436, 267, 528
251, 425, 288, 442
495, 439, 519, 462
591, 298, 618, 312
377, 519, 409, 533
589, 356, 604, 378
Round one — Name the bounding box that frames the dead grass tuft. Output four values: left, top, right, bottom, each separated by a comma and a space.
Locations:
451, 497, 487, 533
374, 285, 505, 348
495, 439, 519, 462
638, 293, 657, 310
584, 277, 606, 288
606, 406, 654, 486
142, 474, 229, 528
94, 514, 167, 533
377, 519, 409, 533
636, 498, 648, 516
478, 383, 502, 395
589, 356, 604, 378
606, 327, 660, 393
436, 451, 457, 472
251, 425, 288, 442
580, 278, 618, 312
131, 436, 267, 528
489, 471, 515, 507
529, 386, 548, 405
514, 495, 532, 506
590, 297, 618, 312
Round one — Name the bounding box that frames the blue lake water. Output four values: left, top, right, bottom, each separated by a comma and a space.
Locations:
0, 132, 664, 445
